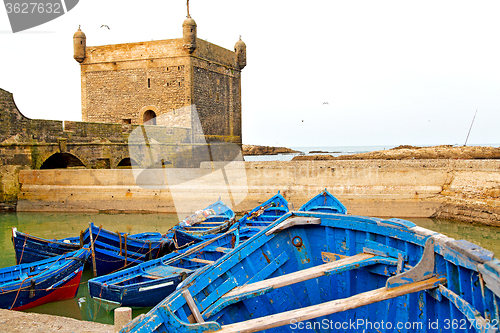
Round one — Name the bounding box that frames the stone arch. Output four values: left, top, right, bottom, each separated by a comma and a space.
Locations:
116, 157, 139, 169
139, 105, 160, 125
40, 153, 85, 169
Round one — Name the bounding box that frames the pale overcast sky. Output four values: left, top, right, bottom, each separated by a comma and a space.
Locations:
1, 1, 499, 147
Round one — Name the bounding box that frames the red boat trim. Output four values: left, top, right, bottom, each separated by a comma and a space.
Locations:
11, 270, 83, 311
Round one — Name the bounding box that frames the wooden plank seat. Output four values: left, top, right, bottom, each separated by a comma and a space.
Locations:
144, 265, 193, 277
103, 273, 141, 285
143, 275, 164, 280
241, 226, 266, 230
202, 253, 399, 319
203, 246, 231, 254
216, 276, 446, 333
187, 258, 215, 265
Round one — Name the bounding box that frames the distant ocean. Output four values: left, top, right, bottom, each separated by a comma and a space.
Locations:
243, 144, 500, 162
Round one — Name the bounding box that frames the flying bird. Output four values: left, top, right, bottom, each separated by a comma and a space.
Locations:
323, 102, 329, 105
100, 25, 110, 30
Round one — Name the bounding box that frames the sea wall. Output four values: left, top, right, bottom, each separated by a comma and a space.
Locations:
17, 160, 500, 226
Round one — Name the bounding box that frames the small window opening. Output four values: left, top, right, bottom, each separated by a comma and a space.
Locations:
178, 66, 180, 70
148, 78, 151, 88
122, 119, 131, 124
216, 92, 220, 102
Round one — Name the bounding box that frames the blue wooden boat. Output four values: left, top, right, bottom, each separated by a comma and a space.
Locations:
0, 246, 90, 310
238, 191, 289, 228
12, 227, 81, 264
12, 223, 172, 267
122, 212, 500, 333
174, 199, 236, 236
91, 240, 149, 277
299, 189, 347, 214
171, 229, 206, 250
88, 227, 260, 308
87, 222, 171, 260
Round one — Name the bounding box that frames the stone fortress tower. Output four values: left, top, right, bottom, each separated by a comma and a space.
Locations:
73, 5, 246, 145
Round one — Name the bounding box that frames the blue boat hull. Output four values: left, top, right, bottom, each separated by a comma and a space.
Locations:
87, 223, 170, 259
298, 189, 347, 214
238, 191, 289, 227
12, 228, 81, 264
122, 212, 500, 333
174, 199, 236, 236
12, 224, 172, 265
89, 227, 260, 308
0, 247, 90, 310
92, 240, 146, 276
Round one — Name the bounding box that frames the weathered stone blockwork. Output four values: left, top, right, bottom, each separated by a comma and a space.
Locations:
0, 88, 234, 209
16, 160, 500, 226
79, 36, 243, 142
84, 65, 189, 124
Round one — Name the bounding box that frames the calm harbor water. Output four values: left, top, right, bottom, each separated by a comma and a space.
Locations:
0, 212, 499, 325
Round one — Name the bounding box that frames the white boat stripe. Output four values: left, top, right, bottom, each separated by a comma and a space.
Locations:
139, 281, 174, 292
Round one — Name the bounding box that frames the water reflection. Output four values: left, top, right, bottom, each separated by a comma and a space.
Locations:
0, 212, 179, 324
410, 217, 500, 256
0, 212, 498, 324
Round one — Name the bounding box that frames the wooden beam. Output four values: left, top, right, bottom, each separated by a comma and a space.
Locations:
182, 289, 204, 323
224, 253, 374, 299
215, 247, 231, 253
216, 276, 446, 333
321, 252, 349, 263
189, 258, 215, 264
265, 217, 321, 236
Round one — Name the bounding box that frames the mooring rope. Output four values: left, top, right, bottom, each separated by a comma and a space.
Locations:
18, 235, 28, 264
9, 276, 30, 309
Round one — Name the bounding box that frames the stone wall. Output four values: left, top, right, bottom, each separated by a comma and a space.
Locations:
0, 88, 238, 210
79, 37, 243, 142
17, 159, 500, 226
83, 64, 190, 124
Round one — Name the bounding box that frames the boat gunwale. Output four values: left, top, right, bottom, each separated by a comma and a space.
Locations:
140, 211, 500, 332
0, 247, 90, 291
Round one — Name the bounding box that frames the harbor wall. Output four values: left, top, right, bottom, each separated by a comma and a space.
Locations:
16, 160, 500, 226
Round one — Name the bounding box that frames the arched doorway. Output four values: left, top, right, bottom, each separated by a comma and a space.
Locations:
117, 157, 139, 169
40, 153, 85, 169
143, 110, 157, 125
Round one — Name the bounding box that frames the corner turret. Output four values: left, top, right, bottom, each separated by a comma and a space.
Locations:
234, 36, 246, 70
183, 17, 197, 54
73, 26, 86, 63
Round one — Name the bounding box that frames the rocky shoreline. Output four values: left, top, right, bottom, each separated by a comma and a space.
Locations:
242, 144, 300, 156
292, 145, 500, 160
